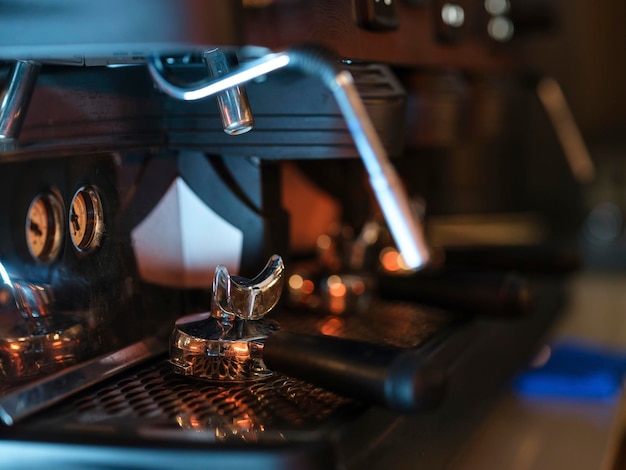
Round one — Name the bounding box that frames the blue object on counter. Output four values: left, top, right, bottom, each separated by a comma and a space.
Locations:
514, 340, 626, 401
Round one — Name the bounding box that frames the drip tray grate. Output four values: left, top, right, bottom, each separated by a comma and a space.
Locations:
38, 359, 355, 443
15, 301, 451, 443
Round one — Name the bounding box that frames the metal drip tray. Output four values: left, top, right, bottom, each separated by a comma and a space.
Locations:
0, 283, 566, 469
8, 301, 450, 444
59, 360, 355, 443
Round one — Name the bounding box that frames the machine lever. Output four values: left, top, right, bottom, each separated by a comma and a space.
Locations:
147, 45, 430, 271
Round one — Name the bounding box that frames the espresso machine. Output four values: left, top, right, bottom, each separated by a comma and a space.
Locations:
0, 1, 581, 468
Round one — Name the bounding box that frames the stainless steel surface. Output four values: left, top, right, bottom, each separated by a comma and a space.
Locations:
0, 60, 40, 141
1, 261, 53, 330
147, 47, 430, 270
0, 336, 166, 426
146, 51, 292, 101
203, 49, 254, 136
14, 301, 446, 435
0, 261, 89, 380
330, 70, 430, 270
9, 281, 54, 332
35, 359, 353, 442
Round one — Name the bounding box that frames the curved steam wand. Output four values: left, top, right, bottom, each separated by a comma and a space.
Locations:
146, 46, 430, 271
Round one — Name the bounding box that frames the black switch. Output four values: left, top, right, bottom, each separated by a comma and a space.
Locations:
353, 0, 399, 31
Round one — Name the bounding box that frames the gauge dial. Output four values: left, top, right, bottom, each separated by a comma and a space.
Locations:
25, 191, 64, 262
69, 186, 104, 253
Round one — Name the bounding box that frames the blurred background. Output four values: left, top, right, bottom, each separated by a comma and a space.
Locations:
450, 1, 626, 467
524, 0, 626, 267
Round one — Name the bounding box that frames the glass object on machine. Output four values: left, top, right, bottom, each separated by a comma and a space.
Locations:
170, 255, 284, 382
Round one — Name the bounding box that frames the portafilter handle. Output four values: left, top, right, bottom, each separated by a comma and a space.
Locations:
170, 255, 447, 413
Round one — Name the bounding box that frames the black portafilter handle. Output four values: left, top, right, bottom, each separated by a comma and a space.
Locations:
177, 255, 446, 413
263, 330, 447, 413
377, 270, 532, 318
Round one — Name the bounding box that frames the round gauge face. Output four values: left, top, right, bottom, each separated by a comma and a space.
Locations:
69, 186, 104, 253
25, 191, 64, 262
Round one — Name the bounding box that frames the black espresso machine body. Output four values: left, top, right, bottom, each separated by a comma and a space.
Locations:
0, 1, 572, 468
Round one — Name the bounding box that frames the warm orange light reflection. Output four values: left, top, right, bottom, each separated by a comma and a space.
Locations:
235, 417, 253, 431
329, 283, 347, 298
301, 279, 315, 295
232, 343, 250, 357
190, 416, 202, 429
326, 275, 347, 299
317, 234, 332, 250
397, 253, 410, 271
289, 274, 304, 291
320, 317, 343, 336
380, 248, 400, 272
351, 280, 365, 295
380, 247, 411, 273
176, 414, 204, 431
329, 297, 346, 314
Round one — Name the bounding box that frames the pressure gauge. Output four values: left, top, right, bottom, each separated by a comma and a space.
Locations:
25, 191, 64, 262
69, 186, 104, 253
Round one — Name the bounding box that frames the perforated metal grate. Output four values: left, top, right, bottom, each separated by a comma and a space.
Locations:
51, 360, 353, 443
275, 300, 452, 349
19, 301, 450, 442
